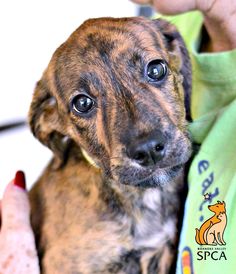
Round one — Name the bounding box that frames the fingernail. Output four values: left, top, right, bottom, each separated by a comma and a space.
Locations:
14, 170, 26, 190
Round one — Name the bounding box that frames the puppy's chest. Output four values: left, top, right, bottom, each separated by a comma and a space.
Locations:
41, 188, 178, 273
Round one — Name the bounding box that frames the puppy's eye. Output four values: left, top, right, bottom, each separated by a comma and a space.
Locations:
71, 94, 95, 114
146, 60, 168, 82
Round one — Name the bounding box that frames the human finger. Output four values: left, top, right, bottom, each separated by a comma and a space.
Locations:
1, 171, 31, 231
130, 0, 196, 15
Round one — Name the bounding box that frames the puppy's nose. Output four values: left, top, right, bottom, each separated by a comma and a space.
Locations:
127, 133, 165, 167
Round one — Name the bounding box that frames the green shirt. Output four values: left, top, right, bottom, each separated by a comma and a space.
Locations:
164, 11, 236, 274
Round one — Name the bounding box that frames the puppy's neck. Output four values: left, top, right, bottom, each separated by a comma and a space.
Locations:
108, 179, 167, 217
107, 179, 181, 250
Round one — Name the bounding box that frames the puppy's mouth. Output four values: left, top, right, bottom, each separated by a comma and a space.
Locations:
131, 164, 183, 187
111, 163, 184, 188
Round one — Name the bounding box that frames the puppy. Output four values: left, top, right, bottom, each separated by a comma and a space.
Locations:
29, 17, 192, 274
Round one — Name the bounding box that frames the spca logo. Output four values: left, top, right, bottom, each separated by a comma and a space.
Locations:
195, 201, 227, 261
195, 201, 227, 246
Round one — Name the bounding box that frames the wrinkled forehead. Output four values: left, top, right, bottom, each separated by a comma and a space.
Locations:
48, 17, 170, 100
56, 17, 169, 67
78, 17, 167, 54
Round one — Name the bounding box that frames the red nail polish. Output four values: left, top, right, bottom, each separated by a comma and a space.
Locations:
14, 171, 26, 190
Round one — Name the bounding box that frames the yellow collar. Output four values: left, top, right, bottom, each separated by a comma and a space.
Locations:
81, 148, 100, 169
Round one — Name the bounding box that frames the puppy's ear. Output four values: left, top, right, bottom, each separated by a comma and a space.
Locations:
29, 79, 71, 168
155, 19, 192, 121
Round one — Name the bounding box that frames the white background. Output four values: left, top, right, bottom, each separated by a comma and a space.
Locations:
0, 0, 139, 196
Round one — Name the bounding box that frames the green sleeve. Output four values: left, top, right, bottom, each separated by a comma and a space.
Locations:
163, 11, 236, 123
162, 13, 236, 274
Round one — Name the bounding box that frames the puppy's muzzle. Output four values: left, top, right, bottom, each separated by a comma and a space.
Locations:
127, 129, 165, 167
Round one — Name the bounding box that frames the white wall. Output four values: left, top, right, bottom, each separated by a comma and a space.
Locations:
0, 0, 138, 196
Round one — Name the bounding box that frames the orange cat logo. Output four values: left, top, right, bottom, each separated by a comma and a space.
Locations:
195, 201, 227, 245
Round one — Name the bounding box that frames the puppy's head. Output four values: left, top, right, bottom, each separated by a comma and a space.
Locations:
29, 17, 192, 187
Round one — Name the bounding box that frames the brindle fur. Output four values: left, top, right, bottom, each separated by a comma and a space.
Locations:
29, 17, 192, 274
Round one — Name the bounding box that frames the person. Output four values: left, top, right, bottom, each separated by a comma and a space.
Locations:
1, 0, 236, 273
0, 171, 40, 274
131, 0, 236, 273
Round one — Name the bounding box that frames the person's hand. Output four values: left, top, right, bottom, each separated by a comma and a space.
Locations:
131, 0, 236, 52
0, 171, 40, 274
131, 0, 195, 15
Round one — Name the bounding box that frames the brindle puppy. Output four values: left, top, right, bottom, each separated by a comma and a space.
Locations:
29, 17, 192, 274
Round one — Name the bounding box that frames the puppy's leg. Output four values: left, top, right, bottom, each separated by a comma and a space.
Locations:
140, 245, 175, 274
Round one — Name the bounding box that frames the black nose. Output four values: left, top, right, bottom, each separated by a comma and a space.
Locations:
127, 132, 165, 167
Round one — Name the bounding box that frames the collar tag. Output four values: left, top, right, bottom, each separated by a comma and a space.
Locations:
81, 148, 100, 169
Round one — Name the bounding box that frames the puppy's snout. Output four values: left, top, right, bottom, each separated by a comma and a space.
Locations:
127, 131, 165, 167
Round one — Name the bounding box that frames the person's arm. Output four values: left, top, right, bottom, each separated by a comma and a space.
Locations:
131, 0, 236, 52
0, 171, 40, 274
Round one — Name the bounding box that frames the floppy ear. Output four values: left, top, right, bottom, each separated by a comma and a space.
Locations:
28, 79, 71, 168
154, 19, 192, 121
